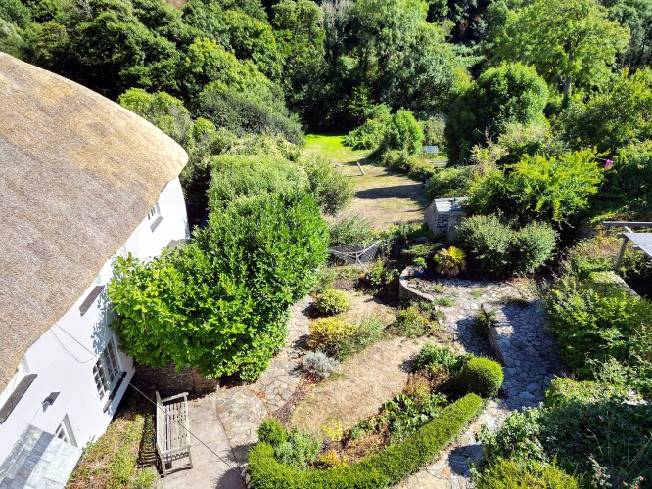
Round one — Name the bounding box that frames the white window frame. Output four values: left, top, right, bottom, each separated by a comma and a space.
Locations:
55, 415, 77, 447
93, 338, 121, 400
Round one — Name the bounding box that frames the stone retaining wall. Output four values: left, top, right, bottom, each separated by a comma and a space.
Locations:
398, 266, 436, 302
131, 363, 218, 396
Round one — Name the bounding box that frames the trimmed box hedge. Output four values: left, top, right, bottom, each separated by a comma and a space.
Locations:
248, 393, 484, 489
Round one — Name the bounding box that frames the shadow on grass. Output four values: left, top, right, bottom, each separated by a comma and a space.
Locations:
355, 183, 427, 202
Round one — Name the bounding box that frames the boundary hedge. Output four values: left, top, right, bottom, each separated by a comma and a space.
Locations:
248, 393, 484, 489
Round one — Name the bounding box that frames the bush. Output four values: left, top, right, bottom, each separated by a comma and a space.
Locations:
376, 150, 436, 181
458, 215, 557, 277
328, 215, 376, 247
308, 316, 356, 349
313, 289, 351, 316
434, 246, 466, 278
366, 260, 399, 290
248, 394, 484, 489
300, 156, 353, 215
475, 458, 579, 489
457, 215, 512, 276
426, 166, 475, 199
420, 115, 446, 147
318, 449, 348, 468
474, 306, 497, 337
109, 193, 329, 381
414, 344, 464, 377
381, 110, 424, 155
208, 155, 308, 211
274, 430, 321, 468
543, 378, 627, 408
468, 150, 603, 225
446, 63, 549, 164
258, 419, 288, 447
607, 140, 652, 210
344, 105, 391, 150
391, 305, 433, 338
455, 356, 503, 398
302, 350, 339, 379
337, 316, 386, 360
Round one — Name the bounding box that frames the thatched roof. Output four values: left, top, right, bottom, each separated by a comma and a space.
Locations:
0, 53, 188, 392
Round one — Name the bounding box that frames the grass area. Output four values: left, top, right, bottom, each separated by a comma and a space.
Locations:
303, 134, 370, 164
67, 394, 157, 489
304, 134, 430, 229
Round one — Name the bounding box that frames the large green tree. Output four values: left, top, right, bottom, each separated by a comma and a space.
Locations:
489, 0, 629, 105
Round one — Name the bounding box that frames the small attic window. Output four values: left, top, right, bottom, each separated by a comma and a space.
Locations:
0, 374, 37, 423
79, 285, 105, 316
147, 203, 163, 232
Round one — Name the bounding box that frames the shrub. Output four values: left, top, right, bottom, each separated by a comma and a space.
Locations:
468, 150, 603, 226
458, 215, 557, 277
510, 222, 557, 274
344, 106, 391, 150
300, 156, 353, 215
328, 215, 376, 247
208, 155, 308, 211
308, 316, 356, 349
366, 260, 399, 290
302, 350, 339, 379
420, 115, 446, 147
475, 458, 580, 489
376, 150, 436, 181
543, 378, 627, 408
318, 449, 348, 468
455, 356, 504, 398
337, 316, 386, 360
607, 140, 652, 210
314, 289, 351, 316
402, 243, 440, 262
434, 246, 466, 278
109, 193, 329, 381
474, 306, 497, 337
457, 215, 513, 276
248, 394, 484, 489
381, 392, 448, 442
258, 419, 288, 447
391, 305, 433, 338
321, 420, 345, 443
446, 63, 549, 164
414, 344, 464, 377
426, 166, 475, 199
381, 110, 424, 155
274, 430, 321, 468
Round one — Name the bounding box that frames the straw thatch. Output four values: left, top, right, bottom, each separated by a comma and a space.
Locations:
0, 53, 188, 392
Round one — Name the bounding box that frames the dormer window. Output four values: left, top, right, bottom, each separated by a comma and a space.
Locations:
147, 203, 163, 232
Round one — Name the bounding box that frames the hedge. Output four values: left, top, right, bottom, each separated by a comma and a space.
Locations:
248, 393, 484, 489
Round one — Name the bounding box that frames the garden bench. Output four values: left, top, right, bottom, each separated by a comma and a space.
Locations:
155, 391, 193, 476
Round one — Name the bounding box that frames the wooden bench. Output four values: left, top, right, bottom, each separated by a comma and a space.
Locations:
155, 391, 193, 476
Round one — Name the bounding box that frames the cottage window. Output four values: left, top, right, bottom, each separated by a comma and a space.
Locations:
93, 339, 120, 399
147, 202, 163, 231
55, 415, 76, 446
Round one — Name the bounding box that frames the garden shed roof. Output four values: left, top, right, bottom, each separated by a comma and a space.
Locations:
0, 53, 187, 392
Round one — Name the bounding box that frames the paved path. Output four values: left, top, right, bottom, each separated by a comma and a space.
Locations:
396, 277, 563, 488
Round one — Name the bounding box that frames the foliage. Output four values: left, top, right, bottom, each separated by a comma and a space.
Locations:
302, 350, 340, 380
559, 68, 652, 154
543, 378, 628, 408
455, 356, 504, 398
208, 155, 308, 211
308, 316, 356, 349
413, 344, 465, 378
426, 166, 475, 199
314, 288, 351, 316
248, 394, 484, 489
469, 150, 603, 225
487, 0, 629, 105
474, 307, 498, 337
336, 316, 386, 360
300, 156, 353, 215
381, 110, 424, 155
381, 392, 448, 442
480, 400, 652, 486
317, 449, 348, 468
109, 193, 328, 381
390, 305, 434, 338
258, 419, 288, 448
402, 243, 440, 262
274, 429, 321, 468
510, 222, 558, 275
328, 215, 376, 247
376, 150, 437, 181
420, 115, 446, 147
434, 246, 466, 278
446, 63, 549, 164
321, 419, 345, 443
366, 260, 399, 290
344, 106, 392, 150
475, 458, 580, 489
605, 0, 652, 69
545, 272, 652, 395
607, 140, 652, 210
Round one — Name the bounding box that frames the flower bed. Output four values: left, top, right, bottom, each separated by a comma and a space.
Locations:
249, 393, 484, 489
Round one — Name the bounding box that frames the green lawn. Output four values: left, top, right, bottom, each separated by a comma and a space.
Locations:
303, 134, 370, 164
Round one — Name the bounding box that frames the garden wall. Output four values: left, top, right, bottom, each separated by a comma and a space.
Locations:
131, 363, 218, 397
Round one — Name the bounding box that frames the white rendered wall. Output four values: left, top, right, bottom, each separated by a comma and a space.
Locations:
0, 177, 189, 464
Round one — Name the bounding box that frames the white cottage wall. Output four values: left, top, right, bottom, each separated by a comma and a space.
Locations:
0, 177, 189, 465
